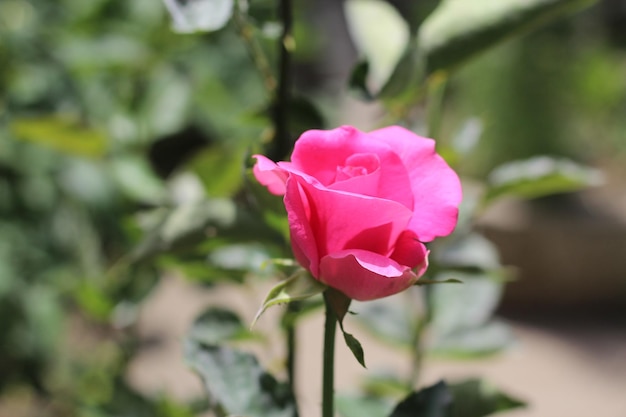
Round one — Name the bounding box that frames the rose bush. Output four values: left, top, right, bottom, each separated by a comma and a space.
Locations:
253, 126, 462, 301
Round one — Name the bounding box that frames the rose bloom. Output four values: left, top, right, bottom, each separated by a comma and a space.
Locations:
253, 126, 462, 301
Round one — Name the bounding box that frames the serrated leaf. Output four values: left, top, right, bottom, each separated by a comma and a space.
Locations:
252, 270, 327, 327
389, 380, 452, 417
419, 0, 597, 75
484, 156, 604, 205
163, 0, 234, 33
184, 340, 296, 417
343, 331, 366, 368
188, 307, 254, 345
345, 0, 410, 94
448, 378, 525, 417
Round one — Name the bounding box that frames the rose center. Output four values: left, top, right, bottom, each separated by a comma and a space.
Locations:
335, 153, 379, 182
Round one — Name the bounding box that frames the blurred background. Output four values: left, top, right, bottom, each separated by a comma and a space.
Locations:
0, 0, 625, 416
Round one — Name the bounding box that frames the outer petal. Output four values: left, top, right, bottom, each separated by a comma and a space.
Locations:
319, 249, 425, 301
369, 126, 462, 241
292, 176, 413, 258
284, 177, 320, 276
252, 155, 288, 195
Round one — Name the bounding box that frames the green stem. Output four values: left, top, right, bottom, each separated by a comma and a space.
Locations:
285, 302, 300, 393
271, 0, 294, 161
322, 293, 337, 417
233, 1, 277, 95
409, 288, 433, 388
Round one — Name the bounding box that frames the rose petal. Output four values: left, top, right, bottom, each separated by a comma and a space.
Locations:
390, 230, 428, 269
319, 249, 424, 301
370, 126, 462, 241
291, 176, 413, 257
252, 155, 288, 195
284, 177, 320, 276
289, 126, 414, 209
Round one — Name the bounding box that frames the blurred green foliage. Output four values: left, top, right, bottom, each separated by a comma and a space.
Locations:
1, 0, 624, 416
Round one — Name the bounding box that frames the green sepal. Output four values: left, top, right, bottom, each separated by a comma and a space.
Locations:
252, 269, 327, 327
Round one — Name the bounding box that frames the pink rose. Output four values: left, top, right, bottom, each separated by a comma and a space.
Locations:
253, 126, 462, 301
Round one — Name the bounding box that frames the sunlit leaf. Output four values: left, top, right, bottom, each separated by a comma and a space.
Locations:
362, 373, 409, 398
429, 321, 513, 359
427, 273, 513, 358
163, 0, 234, 33
419, 0, 597, 75
131, 199, 237, 261
11, 115, 107, 158
252, 270, 327, 326
345, 0, 410, 94
353, 298, 415, 347
184, 340, 296, 417
189, 307, 255, 345
484, 156, 604, 205
186, 144, 246, 197
433, 233, 500, 272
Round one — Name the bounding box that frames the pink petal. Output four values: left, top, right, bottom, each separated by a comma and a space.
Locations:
289, 126, 414, 210
291, 176, 413, 258
284, 177, 320, 276
370, 126, 462, 241
319, 249, 424, 301
390, 230, 429, 269
252, 155, 288, 195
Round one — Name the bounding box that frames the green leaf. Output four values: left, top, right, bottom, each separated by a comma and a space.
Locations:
429, 321, 513, 359
388, 379, 524, 417
187, 145, 245, 197
362, 373, 410, 398
353, 298, 415, 347
164, 0, 234, 33
427, 273, 513, 358
433, 233, 501, 272
252, 270, 327, 327
337, 394, 394, 417
344, 0, 411, 94
419, 0, 597, 75
389, 381, 452, 417
109, 155, 168, 204
448, 378, 525, 417
343, 330, 366, 368
189, 307, 254, 345
10, 115, 107, 158
184, 340, 296, 417
483, 156, 604, 206
130, 199, 238, 262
